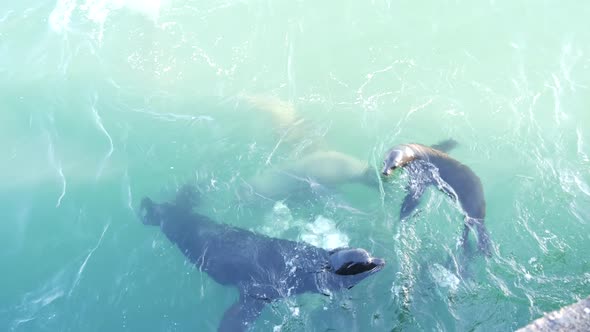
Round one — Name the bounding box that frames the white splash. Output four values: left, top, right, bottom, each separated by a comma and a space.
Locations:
49, 0, 77, 33
300, 216, 349, 250
429, 263, 460, 292
49, 0, 165, 38
260, 201, 295, 238
261, 203, 349, 250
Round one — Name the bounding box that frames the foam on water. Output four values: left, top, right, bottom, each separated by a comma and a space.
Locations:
261, 201, 350, 250
48, 0, 77, 33
49, 0, 165, 40
260, 201, 295, 238
300, 216, 349, 250
429, 263, 460, 292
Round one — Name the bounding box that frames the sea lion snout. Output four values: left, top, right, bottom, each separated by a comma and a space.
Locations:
381, 166, 394, 176
367, 257, 386, 273
382, 145, 416, 176
371, 257, 386, 266
382, 147, 404, 176
381, 158, 398, 176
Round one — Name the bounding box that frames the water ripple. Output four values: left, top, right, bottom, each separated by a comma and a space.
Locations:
45, 130, 67, 208
91, 96, 114, 180
68, 222, 110, 297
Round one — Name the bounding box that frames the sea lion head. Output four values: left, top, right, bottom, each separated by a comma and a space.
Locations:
382, 144, 416, 176
328, 248, 385, 277
139, 185, 200, 227
139, 197, 165, 226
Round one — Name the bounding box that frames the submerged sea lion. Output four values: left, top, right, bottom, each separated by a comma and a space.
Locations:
242, 150, 376, 201
139, 185, 385, 332
237, 95, 379, 203
238, 94, 301, 136
381, 143, 491, 256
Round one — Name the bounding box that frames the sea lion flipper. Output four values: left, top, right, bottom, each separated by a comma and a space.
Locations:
462, 218, 492, 257
400, 184, 426, 221
474, 221, 492, 257
218, 293, 266, 332
430, 139, 458, 153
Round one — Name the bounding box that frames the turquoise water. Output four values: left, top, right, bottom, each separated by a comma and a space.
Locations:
2, 0, 590, 331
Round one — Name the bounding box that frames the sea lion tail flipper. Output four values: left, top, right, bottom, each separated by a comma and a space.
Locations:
400, 184, 426, 221
462, 218, 492, 257
139, 197, 161, 226
218, 293, 266, 332
475, 221, 492, 257
430, 139, 458, 153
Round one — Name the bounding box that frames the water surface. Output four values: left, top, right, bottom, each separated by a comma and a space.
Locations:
1, 1, 589, 331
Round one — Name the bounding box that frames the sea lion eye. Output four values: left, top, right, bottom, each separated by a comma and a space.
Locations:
334, 262, 378, 275
334, 262, 358, 275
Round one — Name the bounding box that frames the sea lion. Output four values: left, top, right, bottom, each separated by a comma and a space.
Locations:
241, 150, 377, 202
381, 143, 491, 256
237, 95, 378, 203
139, 185, 385, 332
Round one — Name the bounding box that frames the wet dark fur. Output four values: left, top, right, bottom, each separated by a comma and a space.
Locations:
382, 141, 491, 256
139, 185, 384, 331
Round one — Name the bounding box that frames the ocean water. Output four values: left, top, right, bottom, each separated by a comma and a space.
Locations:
1, 1, 590, 331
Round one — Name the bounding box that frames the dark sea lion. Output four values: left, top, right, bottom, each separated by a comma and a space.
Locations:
381, 142, 491, 256
139, 185, 385, 332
